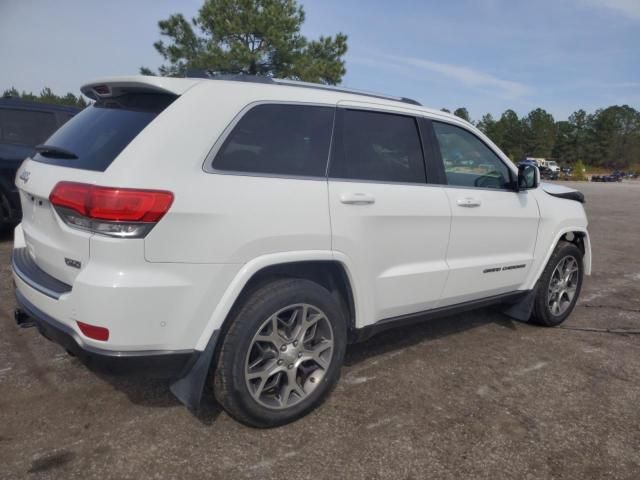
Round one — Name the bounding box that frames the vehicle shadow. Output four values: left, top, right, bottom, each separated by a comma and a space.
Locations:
89, 367, 223, 426
344, 308, 520, 367
89, 307, 520, 426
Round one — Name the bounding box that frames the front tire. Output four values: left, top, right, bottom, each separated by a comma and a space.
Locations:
531, 241, 584, 326
213, 278, 347, 428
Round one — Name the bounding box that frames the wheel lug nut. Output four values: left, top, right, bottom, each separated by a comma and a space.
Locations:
293, 340, 298, 347
288, 364, 293, 369
280, 345, 287, 352
277, 359, 283, 365
298, 352, 302, 358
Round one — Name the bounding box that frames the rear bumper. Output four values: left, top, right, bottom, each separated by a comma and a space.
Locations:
11, 223, 240, 351
12, 247, 71, 299
15, 288, 197, 378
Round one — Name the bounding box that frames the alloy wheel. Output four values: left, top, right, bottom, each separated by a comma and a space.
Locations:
547, 255, 579, 316
244, 303, 334, 409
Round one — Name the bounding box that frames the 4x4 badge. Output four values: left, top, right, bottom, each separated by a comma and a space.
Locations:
65, 258, 82, 269
19, 170, 30, 183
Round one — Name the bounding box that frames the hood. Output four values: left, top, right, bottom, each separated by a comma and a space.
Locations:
541, 182, 585, 203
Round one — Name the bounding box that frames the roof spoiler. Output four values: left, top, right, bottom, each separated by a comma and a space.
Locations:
81, 76, 200, 100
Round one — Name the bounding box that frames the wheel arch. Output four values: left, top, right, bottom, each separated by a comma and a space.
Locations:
528, 227, 591, 290
194, 251, 360, 351
173, 252, 359, 411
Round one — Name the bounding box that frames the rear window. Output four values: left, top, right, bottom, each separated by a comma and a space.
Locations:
0, 109, 57, 146
213, 104, 334, 178
33, 93, 176, 172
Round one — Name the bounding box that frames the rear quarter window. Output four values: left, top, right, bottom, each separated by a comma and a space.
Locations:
212, 104, 335, 178
33, 93, 176, 172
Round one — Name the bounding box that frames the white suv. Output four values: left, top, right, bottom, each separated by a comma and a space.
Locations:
12, 75, 591, 427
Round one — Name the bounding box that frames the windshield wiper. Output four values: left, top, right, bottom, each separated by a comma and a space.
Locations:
35, 144, 78, 159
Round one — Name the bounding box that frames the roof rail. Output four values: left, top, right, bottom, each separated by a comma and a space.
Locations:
184, 70, 274, 83
271, 78, 422, 106
183, 70, 422, 106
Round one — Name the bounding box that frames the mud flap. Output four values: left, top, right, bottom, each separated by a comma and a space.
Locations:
169, 330, 219, 411
501, 288, 537, 323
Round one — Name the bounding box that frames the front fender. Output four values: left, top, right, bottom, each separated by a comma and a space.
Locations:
525, 227, 591, 290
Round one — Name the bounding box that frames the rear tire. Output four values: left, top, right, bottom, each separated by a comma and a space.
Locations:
531, 241, 584, 326
213, 278, 347, 428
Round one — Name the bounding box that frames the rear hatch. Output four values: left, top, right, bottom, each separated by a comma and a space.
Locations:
16, 92, 176, 285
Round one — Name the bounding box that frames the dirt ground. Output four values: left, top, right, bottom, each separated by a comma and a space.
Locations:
1, 181, 639, 480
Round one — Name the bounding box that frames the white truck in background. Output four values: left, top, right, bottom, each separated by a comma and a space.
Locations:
526, 157, 560, 173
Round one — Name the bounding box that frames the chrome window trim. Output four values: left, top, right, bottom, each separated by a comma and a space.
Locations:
201, 99, 521, 192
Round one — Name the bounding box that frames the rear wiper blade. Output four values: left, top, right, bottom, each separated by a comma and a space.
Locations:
35, 144, 78, 159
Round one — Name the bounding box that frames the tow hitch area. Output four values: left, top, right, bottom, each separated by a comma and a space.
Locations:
14, 308, 35, 328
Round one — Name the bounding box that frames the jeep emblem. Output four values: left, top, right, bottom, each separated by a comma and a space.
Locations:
19, 170, 31, 183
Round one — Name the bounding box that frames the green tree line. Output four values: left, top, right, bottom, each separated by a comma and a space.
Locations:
2, 87, 88, 108
449, 105, 640, 170
141, 0, 348, 85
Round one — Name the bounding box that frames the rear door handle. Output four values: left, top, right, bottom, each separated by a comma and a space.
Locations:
340, 192, 375, 205
456, 197, 482, 208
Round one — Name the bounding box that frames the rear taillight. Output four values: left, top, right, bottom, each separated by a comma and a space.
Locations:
49, 182, 173, 238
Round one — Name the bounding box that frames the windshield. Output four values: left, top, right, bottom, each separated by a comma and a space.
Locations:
32, 93, 176, 171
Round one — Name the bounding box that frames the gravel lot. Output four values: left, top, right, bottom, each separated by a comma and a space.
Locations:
1, 181, 639, 480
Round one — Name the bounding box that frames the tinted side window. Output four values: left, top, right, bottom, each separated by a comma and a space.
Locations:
433, 121, 512, 189
214, 104, 334, 177
0, 109, 57, 146
330, 109, 426, 184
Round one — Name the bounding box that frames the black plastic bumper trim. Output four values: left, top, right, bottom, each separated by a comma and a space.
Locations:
15, 288, 197, 378
12, 247, 72, 299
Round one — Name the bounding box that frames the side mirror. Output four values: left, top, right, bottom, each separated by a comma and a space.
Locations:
517, 164, 539, 191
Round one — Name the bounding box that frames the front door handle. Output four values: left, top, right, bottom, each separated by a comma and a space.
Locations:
340, 192, 375, 205
456, 197, 482, 208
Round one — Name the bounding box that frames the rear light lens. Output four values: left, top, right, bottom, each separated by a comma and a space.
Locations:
77, 321, 109, 341
50, 182, 173, 238
92, 84, 111, 96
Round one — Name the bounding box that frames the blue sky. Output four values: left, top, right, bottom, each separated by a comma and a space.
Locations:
1, 0, 638, 120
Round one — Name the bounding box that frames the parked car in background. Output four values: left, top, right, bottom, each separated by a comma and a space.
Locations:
545, 160, 560, 173
611, 170, 630, 181
12, 75, 591, 427
0, 97, 80, 230
591, 172, 623, 182
539, 166, 559, 180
